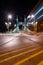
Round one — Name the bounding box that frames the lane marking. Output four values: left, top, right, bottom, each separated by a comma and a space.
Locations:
0, 45, 33, 57
37, 61, 43, 65
0, 36, 19, 46
0, 38, 14, 46
14, 50, 43, 65
24, 36, 38, 43
0, 47, 39, 63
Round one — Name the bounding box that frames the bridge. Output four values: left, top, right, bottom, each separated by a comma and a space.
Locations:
13, 19, 31, 33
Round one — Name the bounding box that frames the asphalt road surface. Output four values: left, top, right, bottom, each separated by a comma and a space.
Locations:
0, 33, 43, 65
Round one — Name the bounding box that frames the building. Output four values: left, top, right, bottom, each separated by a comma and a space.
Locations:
27, 0, 43, 32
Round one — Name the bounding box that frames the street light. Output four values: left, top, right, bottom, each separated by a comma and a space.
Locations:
14, 24, 16, 27
27, 15, 31, 19
27, 14, 35, 24
27, 14, 35, 19
8, 14, 12, 20
31, 15, 35, 23
27, 14, 36, 31
5, 22, 11, 32
9, 22, 11, 25
31, 15, 35, 18
6, 14, 12, 32
5, 22, 8, 25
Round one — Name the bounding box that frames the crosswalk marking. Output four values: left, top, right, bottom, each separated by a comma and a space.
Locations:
14, 50, 43, 65
37, 61, 43, 65
0, 47, 39, 63
0, 45, 34, 57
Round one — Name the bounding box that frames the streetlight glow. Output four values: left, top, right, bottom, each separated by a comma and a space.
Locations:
5, 22, 7, 25
9, 22, 11, 25
14, 24, 16, 27
27, 15, 31, 19
27, 15, 35, 19
36, 22, 38, 24
8, 14, 12, 19
31, 15, 35, 18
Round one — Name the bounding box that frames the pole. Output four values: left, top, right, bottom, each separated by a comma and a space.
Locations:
16, 16, 19, 33
24, 16, 26, 31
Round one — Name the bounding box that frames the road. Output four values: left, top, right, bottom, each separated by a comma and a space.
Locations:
0, 33, 43, 65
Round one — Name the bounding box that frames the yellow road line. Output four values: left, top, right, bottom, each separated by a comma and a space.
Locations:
37, 61, 43, 65
0, 45, 33, 57
0, 47, 39, 63
14, 50, 43, 65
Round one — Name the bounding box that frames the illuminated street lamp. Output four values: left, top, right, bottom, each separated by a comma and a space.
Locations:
8, 14, 12, 20
14, 24, 16, 27
27, 14, 35, 24
31, 15, 35, 18
31, 15, 37, 31
5, 14, 12, 32
5, 22, 11, 32
27, 15, 35, 19
27, 14, 36, 31
5, 22, 8, 25
27, 15, 31, 19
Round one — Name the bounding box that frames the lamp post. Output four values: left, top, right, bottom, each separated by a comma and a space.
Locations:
16, 16, 18, 27
31, 15, 38, 32
16, 16, 19, 33
5, 22, 11, 32
31, 15, 35, 23
27, 14, 36, 31
5, 14, 12, 32
27, 14, 35, 22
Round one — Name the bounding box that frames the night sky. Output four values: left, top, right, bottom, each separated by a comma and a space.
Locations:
0, 0, 39, 32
